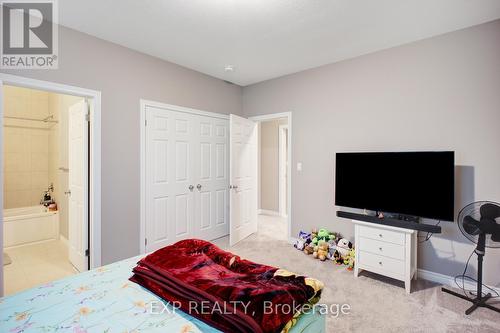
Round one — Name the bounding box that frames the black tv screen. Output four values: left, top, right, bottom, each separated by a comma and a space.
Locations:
335, 151, 455, 221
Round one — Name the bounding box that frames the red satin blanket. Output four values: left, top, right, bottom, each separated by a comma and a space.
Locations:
130, 239, 319, 333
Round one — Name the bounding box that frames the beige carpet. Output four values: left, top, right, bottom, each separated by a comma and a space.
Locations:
213, 216, 500, 333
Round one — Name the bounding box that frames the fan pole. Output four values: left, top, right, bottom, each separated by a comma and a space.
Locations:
442, 233, 500, 315
472, 233, 486, 314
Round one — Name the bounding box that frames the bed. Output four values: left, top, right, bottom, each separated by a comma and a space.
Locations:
0, 250, 325, 332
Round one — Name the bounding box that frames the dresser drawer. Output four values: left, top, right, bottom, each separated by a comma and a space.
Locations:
359, 237, 405, 260
358, 225, 405, 245
358, 251, 404, 275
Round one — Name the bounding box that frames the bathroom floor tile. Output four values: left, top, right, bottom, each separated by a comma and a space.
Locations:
3, 239, 77, 296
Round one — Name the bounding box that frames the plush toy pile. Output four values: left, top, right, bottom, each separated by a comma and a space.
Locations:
294, 228, 355, 270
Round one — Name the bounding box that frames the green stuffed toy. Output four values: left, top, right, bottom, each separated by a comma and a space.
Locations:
311, 228, 335, 246
345, 248, 355, 271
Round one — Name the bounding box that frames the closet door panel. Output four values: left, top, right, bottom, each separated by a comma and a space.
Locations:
194, 115, 229, 240
145, 108, 195, 252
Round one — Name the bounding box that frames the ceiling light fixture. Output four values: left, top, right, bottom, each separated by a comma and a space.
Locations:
224, 65, 234, 72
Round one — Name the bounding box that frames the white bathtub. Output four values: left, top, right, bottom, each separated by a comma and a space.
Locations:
3, 205, 59, 248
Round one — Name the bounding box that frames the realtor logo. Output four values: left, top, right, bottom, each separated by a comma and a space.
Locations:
1, 0, 58, 68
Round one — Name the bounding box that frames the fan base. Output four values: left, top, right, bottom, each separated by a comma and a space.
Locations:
442, 287, 500, 315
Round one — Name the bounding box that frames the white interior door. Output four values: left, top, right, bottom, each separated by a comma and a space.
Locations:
193, 115, 229, 240
229, 114, 258, 246
68, 100, 88, 272
145, 107, 195, 252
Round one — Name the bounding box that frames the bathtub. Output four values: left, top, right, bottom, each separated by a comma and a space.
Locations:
3, 205, 59, 248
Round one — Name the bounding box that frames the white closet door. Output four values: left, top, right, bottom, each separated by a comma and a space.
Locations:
193, 115, 229, 240
229, 114, 258, 246
145, 107, 195, 252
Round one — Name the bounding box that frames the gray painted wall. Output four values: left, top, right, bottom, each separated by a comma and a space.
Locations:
1, 26, 242, 265
243, 20, 500, 286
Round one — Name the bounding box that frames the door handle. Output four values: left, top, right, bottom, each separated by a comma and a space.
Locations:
64, 190, 71, 196
229, 185, 238, 190
189, 185, 194, 191
196, 184, 202, 191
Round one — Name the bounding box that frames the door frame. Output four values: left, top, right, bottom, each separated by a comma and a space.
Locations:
0, 73, 102, 295
139, 99, 229, 254
249, 112, 292, 243
278, 124, 288, 218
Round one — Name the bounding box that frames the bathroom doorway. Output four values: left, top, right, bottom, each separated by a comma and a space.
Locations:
0, 76, 101, 297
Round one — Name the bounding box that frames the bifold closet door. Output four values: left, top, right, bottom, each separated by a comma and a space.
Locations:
145, 107, 195, 252
193, 115, 229, 240
145, 106, 229, 253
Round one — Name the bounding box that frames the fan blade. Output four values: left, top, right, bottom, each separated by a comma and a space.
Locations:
463, 215, 481, 235
479, 218, 499, 234
480, 203, 500, 220
490, 224, 500, 243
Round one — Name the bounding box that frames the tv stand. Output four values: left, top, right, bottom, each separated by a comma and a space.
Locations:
337, 211, 442, 294
352, 219, 417, 294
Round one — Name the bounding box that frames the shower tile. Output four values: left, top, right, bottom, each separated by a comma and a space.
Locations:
31, 172, 49, 190
4, 172, 32, 192
31, 152, 49, 172
30, 133, 49, 153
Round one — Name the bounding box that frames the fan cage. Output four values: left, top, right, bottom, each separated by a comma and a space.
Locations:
458, 201, 500, 248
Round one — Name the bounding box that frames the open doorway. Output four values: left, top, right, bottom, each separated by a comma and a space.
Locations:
254, 115, 291, 242
0, 75, 101, 297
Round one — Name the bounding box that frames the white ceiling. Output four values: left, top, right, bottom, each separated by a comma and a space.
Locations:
59, 0, 500, 86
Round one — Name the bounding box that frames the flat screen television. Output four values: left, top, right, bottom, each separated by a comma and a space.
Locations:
335, 151, 455, 221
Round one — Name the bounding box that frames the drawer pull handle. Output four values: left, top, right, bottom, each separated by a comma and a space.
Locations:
379, 234, 383, 237
379, 247, 383, 251
379, 261, 383, 265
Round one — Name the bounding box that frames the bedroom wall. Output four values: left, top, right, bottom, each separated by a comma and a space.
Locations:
0, 25, 242, 265
242, 19, 500, 287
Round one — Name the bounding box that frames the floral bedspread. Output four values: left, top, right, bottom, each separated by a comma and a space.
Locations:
0, 256, 219, 333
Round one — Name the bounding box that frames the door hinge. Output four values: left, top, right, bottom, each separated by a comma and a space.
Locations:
85, 249, 90, 257
144, 238, 148, 247
145, 119, 148, 126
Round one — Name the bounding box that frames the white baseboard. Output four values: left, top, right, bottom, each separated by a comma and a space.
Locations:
59, 235, 68, 247
258, 209, 281, 217
417, 268, 500, 295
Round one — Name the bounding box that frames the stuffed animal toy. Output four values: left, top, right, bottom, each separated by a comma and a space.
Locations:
312, 245, 319, 259
345, 248, 355, 270
303, 243, 314, 255
311, 229, 318, 242
294, 231, 311, 251
317, 241, 329, 261
311, 229, 335, 245
326, 239, 337, 260
333, 238, 353, 265
312, 241, 329, 261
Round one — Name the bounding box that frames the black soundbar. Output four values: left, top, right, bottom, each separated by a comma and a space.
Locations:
336, 211, 442, 233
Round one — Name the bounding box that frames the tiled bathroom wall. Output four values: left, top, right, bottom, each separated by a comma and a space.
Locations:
3, 86, 51, 209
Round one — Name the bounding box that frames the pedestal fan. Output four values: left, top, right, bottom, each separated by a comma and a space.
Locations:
442, 201, 500, 315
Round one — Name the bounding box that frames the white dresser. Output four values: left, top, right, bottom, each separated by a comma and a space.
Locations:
353, 219, 417, 293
